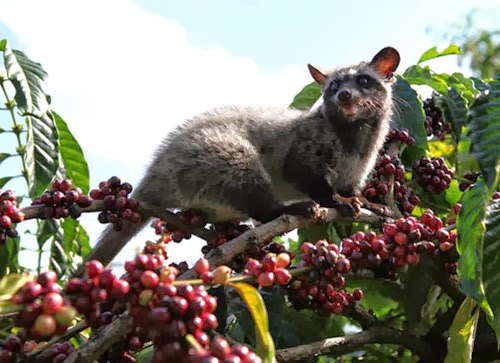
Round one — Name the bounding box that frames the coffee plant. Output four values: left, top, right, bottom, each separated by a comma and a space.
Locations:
0, 40, 499, 363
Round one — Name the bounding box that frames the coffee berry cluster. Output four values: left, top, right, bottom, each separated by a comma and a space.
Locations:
243, 252, 292, 287
31, 342, 76, 363
120, 251, 233, 361
5, 245, 265, 362
90, 176, 140, 231
287, 240, 362, 315
0, 335, 23, 363
363, 153, 420, 216
385, 128, 416, 146
412, 156, 454, 194
11, 271, 77, 340
152, 209, 206, 243
458, 171, 480, 191
65, 260, 131, 328
233, 241, 293, 272
0, 189, 24, 245
206, 221, 251, 250
0, 336, 74, 363
423, 97, 452, 140
154, 205, 289, 275
204, 223, 288, 275
188, 336, 263, 363
340, 209, 456, 278
32, 179, 92, 219
194, 258, 241, 288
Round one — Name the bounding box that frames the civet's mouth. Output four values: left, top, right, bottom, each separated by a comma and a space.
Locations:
339, 102, 357, 118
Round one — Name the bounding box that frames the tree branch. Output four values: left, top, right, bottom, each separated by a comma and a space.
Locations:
430, 258, 463, 302
18, 200, 216, 242
179, 207, 388, 280
147, 206, 216, 241
425, 299, 461, 341
59, 207, 389, 362
62, 313, 131, 363
275, 325, 436, 362
344, 303, 378, 330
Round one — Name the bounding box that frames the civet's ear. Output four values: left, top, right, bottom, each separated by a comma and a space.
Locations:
370, 47, 401, 78
308, 64, 328, 86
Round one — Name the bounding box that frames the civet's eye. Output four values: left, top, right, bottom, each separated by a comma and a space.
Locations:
356, 75, 371, 87
329, 80, 338, 92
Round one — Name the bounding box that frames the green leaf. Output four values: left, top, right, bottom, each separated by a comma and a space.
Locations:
403, 65, 449, 94
441, 88, 469, 141
447, 73, 480, 105
469, 77, 500, 190
134, 344, 153, 363
470, 77, 490, 94
260, 287, 285, 347
400, 257, 435, 331
53, 111, 90, 193
391, 77, 428, 152
457, 180, 493, 317
289, 81, 321, 110
428, 139, 455, 158
419, 286, 453, 335
417, 45, 461, 64
227, 282, 275, 361
3, 41, 59, 196
444, 297, 479, 363
0, 236, 21, 277
24, 110, 60, 197
0, 301, 23, 315
62, 218, 91, 261
3, 42, 50, 115
0, 39, 6, 50
445, 180, 462, 207
456, 138, 480, 178
36, 219, 60, 248
36, 219, 73, 276
0, 176, 13, 188
210, 285, 228, 334
0, 273, 34, 301
279, 308, 346, 349
345, 276, 402, 319
297, 224, 330, 244
0, 246, 8, 277
482, 199, 500, 345
0, 153, 11, 164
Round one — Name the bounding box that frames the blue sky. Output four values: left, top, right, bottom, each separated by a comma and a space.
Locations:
137, 0, 497, 70
0, 0, 498, 271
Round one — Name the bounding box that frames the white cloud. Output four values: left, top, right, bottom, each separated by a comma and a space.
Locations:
0, 0, 311, 266
0, 0, 309, 166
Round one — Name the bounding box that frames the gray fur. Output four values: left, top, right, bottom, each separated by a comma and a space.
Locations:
80, 47, 400, 272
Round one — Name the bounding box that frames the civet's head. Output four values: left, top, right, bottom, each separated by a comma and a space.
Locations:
308, 47, 400, 122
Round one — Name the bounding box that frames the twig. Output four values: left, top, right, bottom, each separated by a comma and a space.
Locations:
25, 321, 88, 359
384, 141, 404, 218
275, 325, 436, 362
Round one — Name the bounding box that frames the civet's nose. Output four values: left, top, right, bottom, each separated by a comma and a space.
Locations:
338, 90, 352, 103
